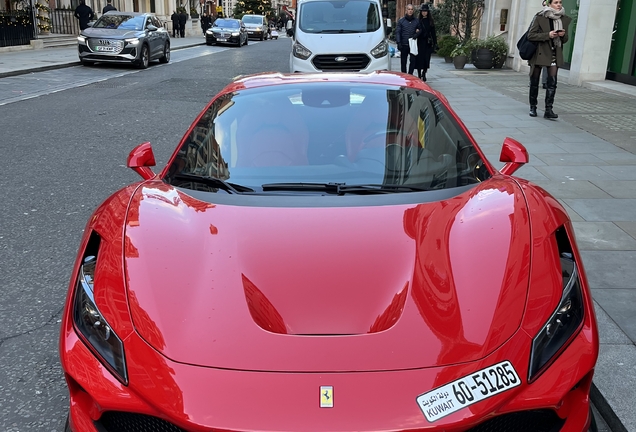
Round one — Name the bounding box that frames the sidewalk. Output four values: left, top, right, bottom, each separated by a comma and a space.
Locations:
1, 42, 634, 431
0, 35, 205, 78
414, 57, 636, 432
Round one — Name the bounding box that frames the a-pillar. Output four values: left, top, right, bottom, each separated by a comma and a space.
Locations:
568, 0, 618, 85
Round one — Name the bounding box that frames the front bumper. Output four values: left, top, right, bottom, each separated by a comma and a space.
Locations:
62, 317, 597, 432
78, 41, 139, 64
206, 33, 241, 45
247, 29, 265, 38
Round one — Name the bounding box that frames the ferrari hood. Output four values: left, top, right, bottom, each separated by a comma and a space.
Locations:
124, 178, 530, 372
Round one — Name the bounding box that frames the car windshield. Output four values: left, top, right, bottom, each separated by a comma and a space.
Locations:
242, 16, 264, 24
93, 15, 145, 30
299, 0, 380, 34
214, 19, 239, 28
164, 83, 490, 194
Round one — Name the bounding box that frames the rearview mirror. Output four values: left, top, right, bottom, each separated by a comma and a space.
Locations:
499, 137, 528, 176
127, 142, 156, 180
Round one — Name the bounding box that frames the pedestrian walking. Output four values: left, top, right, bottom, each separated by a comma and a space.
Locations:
178, 9, 187, 38
74, 0, 94, 30
413, 3, 437, 82
102, 0, 116, 14
201, 12, 212, 35
395, 4, 419, 74
171, 10, 180, 37
527, 0, 571, 119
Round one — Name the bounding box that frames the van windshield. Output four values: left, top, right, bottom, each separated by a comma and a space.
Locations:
299, 0, 381, 34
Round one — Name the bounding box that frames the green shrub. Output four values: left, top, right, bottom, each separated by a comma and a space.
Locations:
436, 35, 460, 58
484, 35, 509, 65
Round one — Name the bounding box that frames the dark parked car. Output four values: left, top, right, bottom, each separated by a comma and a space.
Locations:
78, 12, 170, 68
206, 18, 248, 47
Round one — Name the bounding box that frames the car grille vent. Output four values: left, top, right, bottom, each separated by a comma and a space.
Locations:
312, 54, 370, 71
97, 411, 186, 432
88, 38, 124, 54
466, 409, 564, 432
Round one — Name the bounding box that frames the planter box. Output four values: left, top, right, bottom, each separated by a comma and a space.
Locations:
453, 55, 468, 69
472, 48, 493, 69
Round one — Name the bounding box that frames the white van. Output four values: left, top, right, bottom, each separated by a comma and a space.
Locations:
289, 0, 390, 73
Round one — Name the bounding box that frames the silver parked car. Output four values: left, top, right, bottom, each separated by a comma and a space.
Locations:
78, 12, 170, 68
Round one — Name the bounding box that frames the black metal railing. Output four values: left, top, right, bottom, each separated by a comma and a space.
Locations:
51, 9, 81, 35
0, 10, 35, 47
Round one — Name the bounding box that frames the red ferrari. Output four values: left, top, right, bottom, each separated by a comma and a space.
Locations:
60, 72, 599, 432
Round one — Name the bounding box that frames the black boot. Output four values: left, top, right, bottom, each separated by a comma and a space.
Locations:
544, 76, 559, 119
421, 71, 427, 82
529, 76, 539, 117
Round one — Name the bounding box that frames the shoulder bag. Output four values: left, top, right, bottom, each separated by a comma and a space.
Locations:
517, 17, 538, 61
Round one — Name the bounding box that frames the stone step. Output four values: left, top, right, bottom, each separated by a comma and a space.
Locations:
39, 34, 78, 48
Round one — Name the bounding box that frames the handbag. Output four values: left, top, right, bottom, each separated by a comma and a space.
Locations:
409, 38, 418, 56
517, 17, 538, 60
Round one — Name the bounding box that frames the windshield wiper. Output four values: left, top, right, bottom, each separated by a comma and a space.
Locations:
319, 29, 359, 34
260, 182, 429, 195
172, 173, 254, 194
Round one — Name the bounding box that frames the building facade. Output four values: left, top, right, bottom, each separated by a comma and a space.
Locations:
480, 0, 636, 86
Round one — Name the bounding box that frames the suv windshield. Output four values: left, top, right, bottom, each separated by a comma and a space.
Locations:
165, 83, 490, 194
242, 15, 264, 24
93, 15, 145, 30
299, 0, 380, 34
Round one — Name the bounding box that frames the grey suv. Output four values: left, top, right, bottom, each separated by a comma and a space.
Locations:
78, 12, 170, 68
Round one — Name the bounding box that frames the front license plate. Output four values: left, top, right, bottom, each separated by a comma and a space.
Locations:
96, 46, 115, 52
217, 38, 226, 42
416, 360, 521, 423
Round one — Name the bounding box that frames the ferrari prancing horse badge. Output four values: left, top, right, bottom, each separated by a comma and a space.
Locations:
320, 386, 333, 408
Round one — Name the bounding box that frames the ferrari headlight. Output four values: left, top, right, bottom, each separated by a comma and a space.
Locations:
529, 252, 584, 381
371, 39, 388, 58
73, 253, 128, 384
125, 38, 140, 45
292, 42, 312, 60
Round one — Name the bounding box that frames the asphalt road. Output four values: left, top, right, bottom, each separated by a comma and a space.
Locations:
0, 38, 291, 432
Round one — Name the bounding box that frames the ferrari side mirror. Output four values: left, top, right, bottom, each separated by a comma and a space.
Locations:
127, 142, 156, 180
499, 137, 529, 176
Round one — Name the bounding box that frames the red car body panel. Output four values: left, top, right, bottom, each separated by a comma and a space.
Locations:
123, 178, 529, 371
59, 72, 599, 432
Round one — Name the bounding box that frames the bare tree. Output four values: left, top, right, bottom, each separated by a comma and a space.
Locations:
434, 0, 484, 41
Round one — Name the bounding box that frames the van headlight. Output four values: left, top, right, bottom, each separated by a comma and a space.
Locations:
528, 252, 584, 381
371, 39, 388, 58
73, 250, 128, 384
293, 42, 312, 60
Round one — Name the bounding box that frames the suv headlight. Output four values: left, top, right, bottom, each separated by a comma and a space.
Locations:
73, 240, 128, 384
371, 39, 388, 58
293, 42, 312, 60
528, 251, 584, 381
125, 38, 140, 45
231, 32, 240, 36
77, 35, 86, 44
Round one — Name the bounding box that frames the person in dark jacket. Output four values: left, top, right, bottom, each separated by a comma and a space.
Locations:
527, 0, 571, 119
178, 10, 187, 38
171, 11, 180, 37
102, 0, 116, 14
201, 12, 212, 35
395, 4, 419, 74
74, 0, 94, 30
413, 3, 437, 81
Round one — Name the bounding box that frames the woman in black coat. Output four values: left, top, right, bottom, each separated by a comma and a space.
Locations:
527, 0, 571, 119
413, 3, 437, 82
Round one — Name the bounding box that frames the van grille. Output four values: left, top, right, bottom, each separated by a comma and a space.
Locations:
312, 54, 370, 71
